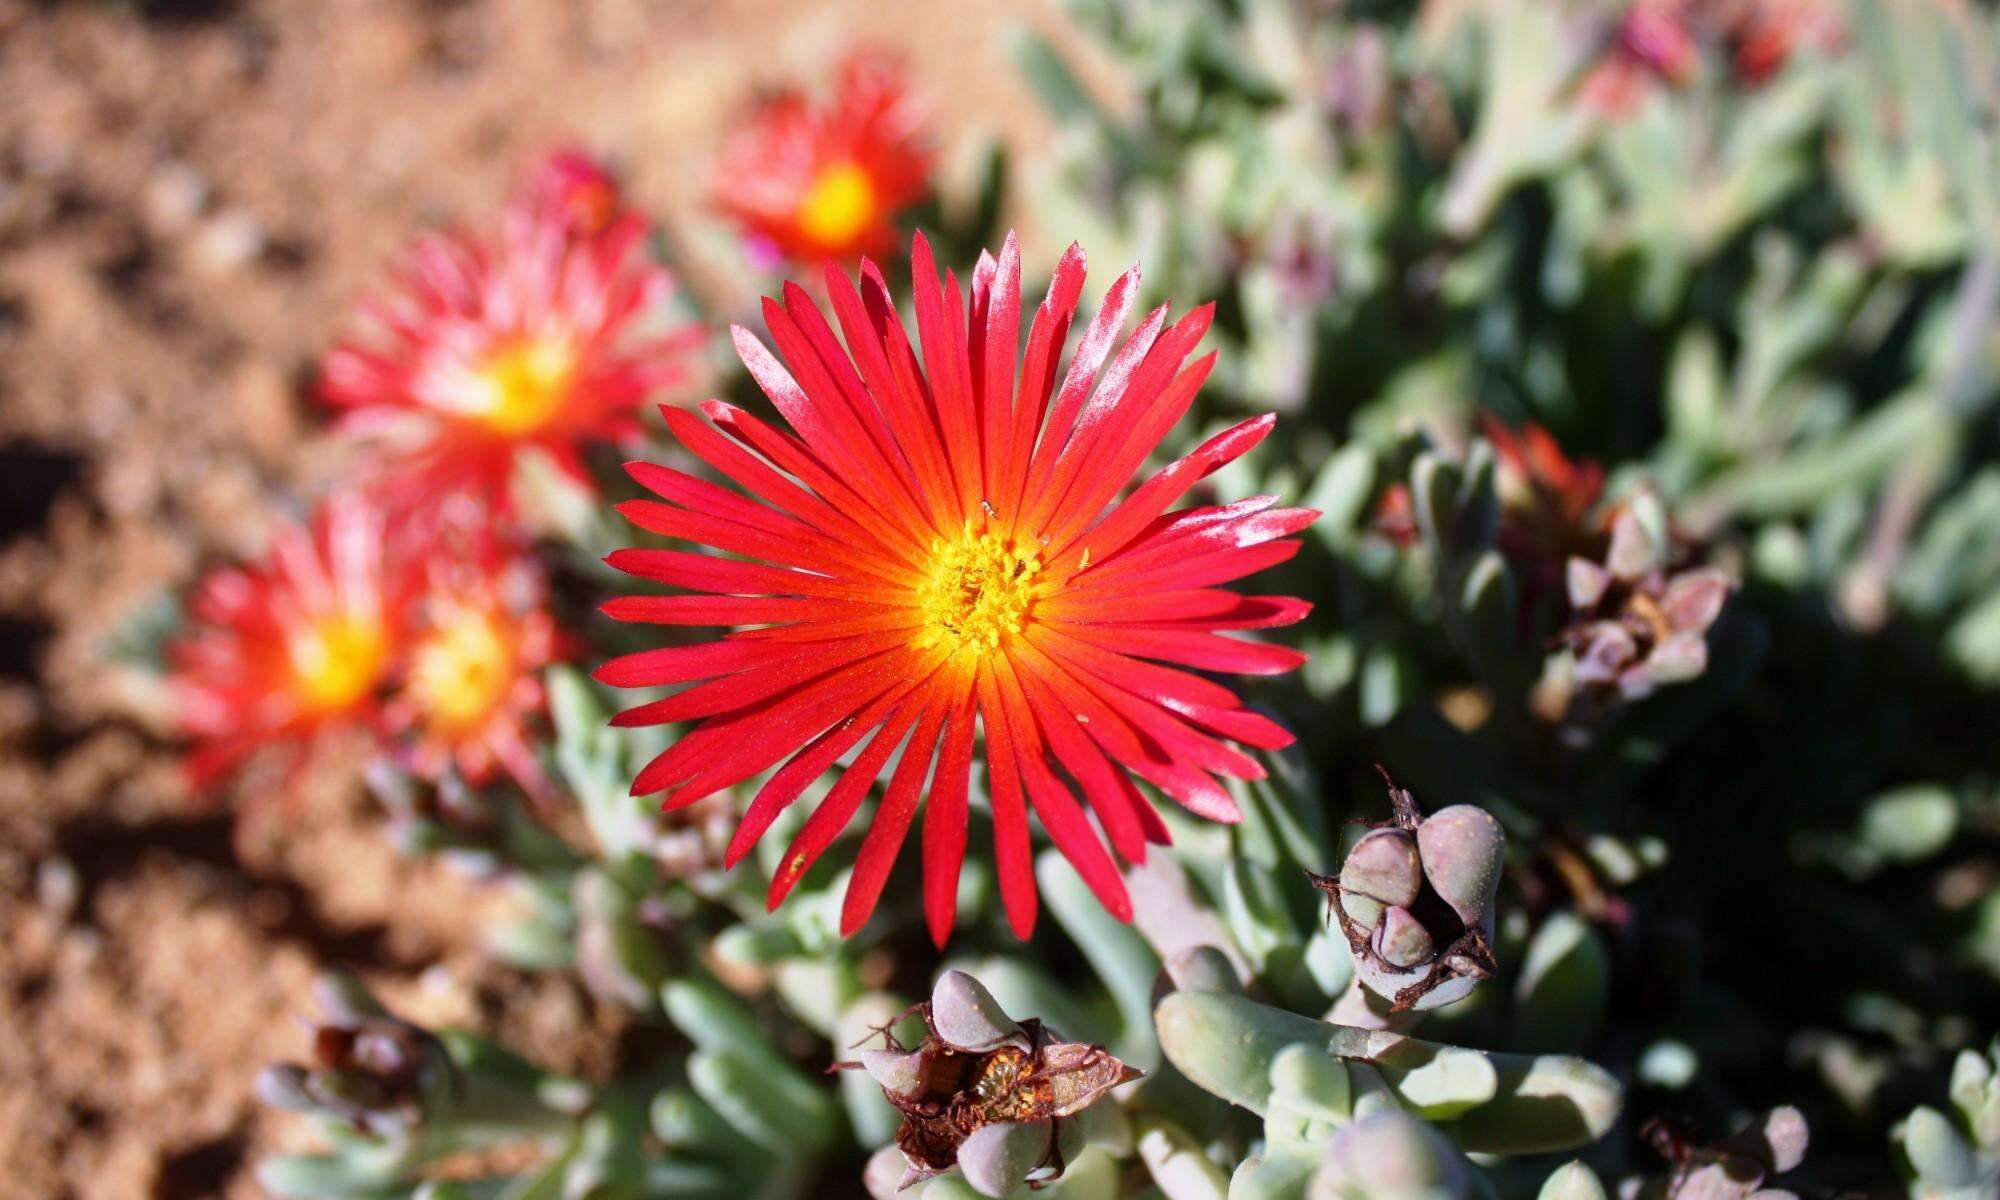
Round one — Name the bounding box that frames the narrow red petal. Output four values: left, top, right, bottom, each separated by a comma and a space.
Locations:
1067, 626, 1309, 676
977, 669, 1039, 939
767, 695, 925, 908
923, 692, 977, 948
841, 694, 950, 936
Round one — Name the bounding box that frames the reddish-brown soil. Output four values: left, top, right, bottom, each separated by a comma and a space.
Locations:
0, 2, 1081, 1194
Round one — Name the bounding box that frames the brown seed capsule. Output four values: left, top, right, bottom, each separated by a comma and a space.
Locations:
836, 970, 1141, 1196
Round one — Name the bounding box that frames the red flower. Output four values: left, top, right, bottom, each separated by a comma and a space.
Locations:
384, 533, 560, 797
1482, 415, 1609, 624
522, 148, 626, 241
170, 493, 407, 787
597, 232, 1314, 945
1579, 0, 1699, 117
1482, 414, 1606, 538
1729, 0, 1843, 85
712, 51, 932, 267
320, 156, 699, 515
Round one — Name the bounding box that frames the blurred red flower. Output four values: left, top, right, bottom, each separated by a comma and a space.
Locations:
711, 51, 932, 267
1482, 415, 1610, 625
522, 147, 626, 240
1729, 0, 1844, 85
319, 152, 700, 516
597, 232, 1313, 945
383, 531, 560, 799
1483, 414, 1606, 539
1580, 0, 1699, 117
170, 493, 408, 787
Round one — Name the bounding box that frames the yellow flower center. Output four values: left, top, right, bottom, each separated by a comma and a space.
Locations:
470, 337, 576, 436
913, 525, 1043, 657
288, 613, 388, 713
796, 161, 878, 253
406, 605, 517, 735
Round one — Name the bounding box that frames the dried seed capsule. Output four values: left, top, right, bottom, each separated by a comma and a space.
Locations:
837, 968, 1140, 1196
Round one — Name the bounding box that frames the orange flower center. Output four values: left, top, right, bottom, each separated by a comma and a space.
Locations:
913, 525, 1043, 657
406, 604, 518, 735
288, 613, 389, 714
469, 337, 577, 436
796, 161, 878, 253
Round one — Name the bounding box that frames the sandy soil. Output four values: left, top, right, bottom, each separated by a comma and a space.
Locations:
0, 1, 1079, 1193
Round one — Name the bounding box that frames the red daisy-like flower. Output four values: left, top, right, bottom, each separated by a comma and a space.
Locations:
712, 51, 932, 267
320, 154, 700, 514
383, 533, 561, 798
170, 493, 407, 787
596, 231, 1314, 945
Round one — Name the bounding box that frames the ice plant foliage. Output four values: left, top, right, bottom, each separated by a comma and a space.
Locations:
170, 494, 405, 785
597, 231, 1314, 943
712, 51, 932, 266
319, 152, 698, 513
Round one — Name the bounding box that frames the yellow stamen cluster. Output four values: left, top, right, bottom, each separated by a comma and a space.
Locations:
289, 613, 389, 713
796, 161, 878, 252
469, 337, 577, 436
406, 604, 516, 734
913, 524, 1044, 658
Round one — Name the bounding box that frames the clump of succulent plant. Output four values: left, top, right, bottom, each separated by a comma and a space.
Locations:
257, 974, 454, 1135
1309, 775, 1505, 1011
846, 970, 1140, 1196
1896, 1041, 2000, 1199
1533, 492, 1733, 722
